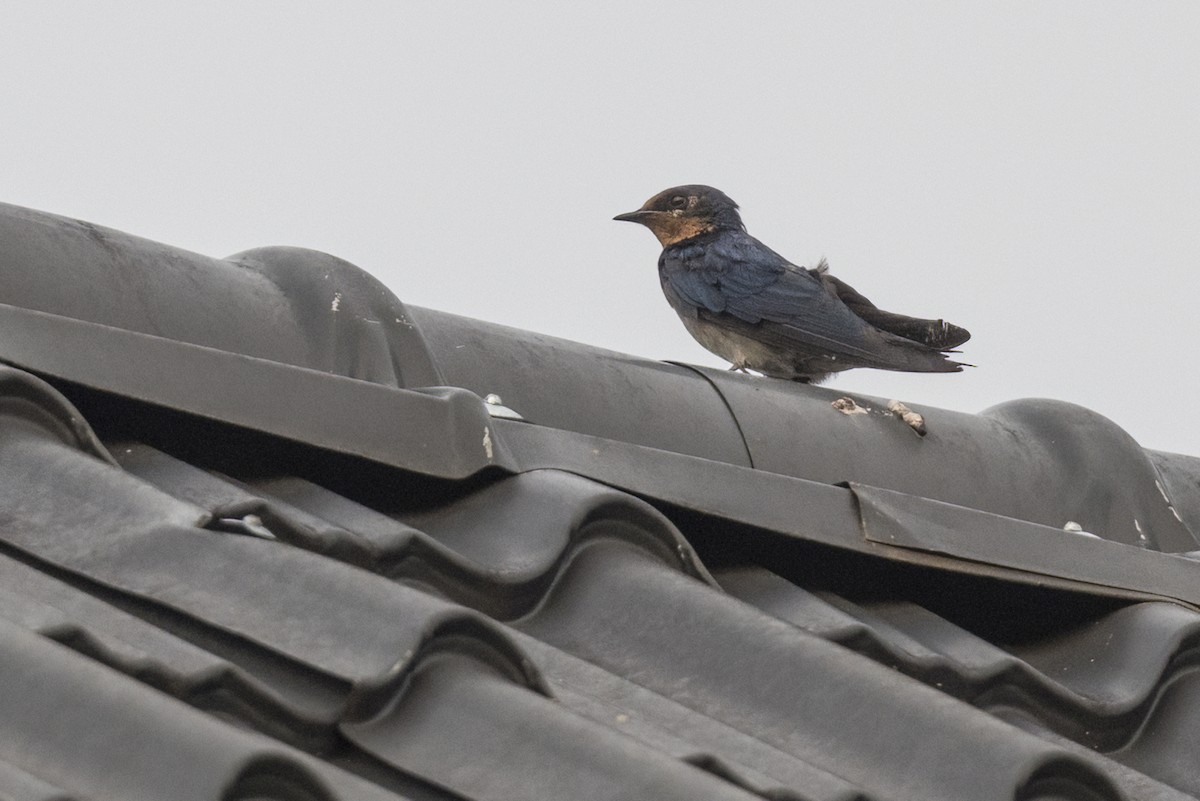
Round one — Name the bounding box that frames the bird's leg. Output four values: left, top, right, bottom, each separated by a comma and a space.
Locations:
727, 360, 751, 373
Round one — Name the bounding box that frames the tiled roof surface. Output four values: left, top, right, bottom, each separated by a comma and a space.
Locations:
2, 201, 1200, 800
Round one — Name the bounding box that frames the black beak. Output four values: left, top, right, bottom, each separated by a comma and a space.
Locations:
613, 209, 653, 224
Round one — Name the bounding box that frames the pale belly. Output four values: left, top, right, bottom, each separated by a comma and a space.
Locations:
676, 312, 838, 381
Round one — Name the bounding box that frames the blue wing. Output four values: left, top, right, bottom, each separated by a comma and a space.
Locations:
659, 232, 877, 351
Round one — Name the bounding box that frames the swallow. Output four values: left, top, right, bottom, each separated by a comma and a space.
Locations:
614, 185, 971, 383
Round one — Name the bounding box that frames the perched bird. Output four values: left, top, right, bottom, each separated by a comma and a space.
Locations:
615, 185, 971, 383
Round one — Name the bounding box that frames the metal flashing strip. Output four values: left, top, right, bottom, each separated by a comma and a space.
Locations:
851, 482, 1200, 609
0, 303, 514, 479
496, 419, 1200, 608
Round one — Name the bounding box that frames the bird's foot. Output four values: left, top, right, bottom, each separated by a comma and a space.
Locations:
727, 362, 751, 373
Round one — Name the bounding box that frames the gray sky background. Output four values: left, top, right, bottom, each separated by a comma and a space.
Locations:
4, 3, 1198, 455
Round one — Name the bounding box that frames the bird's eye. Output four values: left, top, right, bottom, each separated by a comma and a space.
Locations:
668, 195, 687, 209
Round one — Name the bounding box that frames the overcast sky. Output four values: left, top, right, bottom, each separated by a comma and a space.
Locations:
3, 3, 1198, 455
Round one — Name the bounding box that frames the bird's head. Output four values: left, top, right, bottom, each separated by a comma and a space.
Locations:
614, 185, 744, 246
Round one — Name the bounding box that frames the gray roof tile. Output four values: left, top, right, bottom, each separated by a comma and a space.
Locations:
2, 201, 1200, 800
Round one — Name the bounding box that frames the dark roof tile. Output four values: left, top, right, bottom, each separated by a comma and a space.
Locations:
3, 200, 1200, 800
511, 631, 870, 801
0, 203, 440, 387
0, 618, 399, 801
407, 306, 753, 464
344, 655, 764, 801
517, 539, 1119, 801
